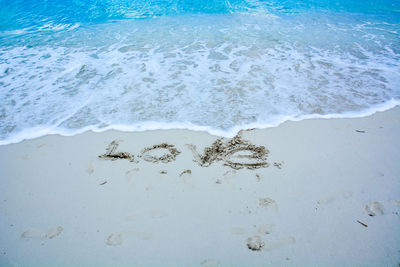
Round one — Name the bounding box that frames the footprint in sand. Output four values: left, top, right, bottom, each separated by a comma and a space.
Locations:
21, 229, 42, 239
365, 200, 400, 216
246, 235, 265, 251
246, 235, 295, 252
233, 224, 294, 252
106, 233, 123, 246
21, 226, 63, 240
45, 226, 64, 239
259, 198, 278, 212
106, 230, 154, 246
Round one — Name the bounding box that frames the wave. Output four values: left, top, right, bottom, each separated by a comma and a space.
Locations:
1, 0, 399, 37
0, 99, 398, 146
1, 3, 399, 146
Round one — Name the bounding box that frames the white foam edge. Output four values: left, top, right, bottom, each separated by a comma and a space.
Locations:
1, 98, 399, 146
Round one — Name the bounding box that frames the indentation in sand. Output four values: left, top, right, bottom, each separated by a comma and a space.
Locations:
21, 226, 63, 240
273, 161, 284, 169
246, 235, 265, 251
140, 143, 181, 163
106, 230, 154, 246
106, 233, 123, 246
365, 201, 384, 216
21, 229, 42, 239
242, 223, 293, 252
179, 169, 192, 177
99, 140, 136, 162
186, 133, 269, 170
45, 226, 64, 239
259, 198, 278, 211
365, 200, 400, 216
246, 235, 296, 251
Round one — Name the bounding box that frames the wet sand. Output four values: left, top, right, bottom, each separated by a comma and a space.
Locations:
0, 107, 399, 266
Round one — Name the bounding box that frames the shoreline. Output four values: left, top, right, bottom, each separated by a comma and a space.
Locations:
1, 99, 399, 146
0, 106, 399, 266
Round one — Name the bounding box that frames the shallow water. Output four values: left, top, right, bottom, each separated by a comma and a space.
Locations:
0, 0, 399, 144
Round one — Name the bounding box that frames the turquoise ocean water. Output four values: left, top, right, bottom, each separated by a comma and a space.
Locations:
0, 0, 399, 144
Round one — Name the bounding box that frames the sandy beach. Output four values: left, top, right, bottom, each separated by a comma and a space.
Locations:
0, 107, 399, 266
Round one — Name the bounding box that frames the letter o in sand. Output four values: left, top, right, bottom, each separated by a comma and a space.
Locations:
223, 145, 269, 170
140, 143, 181, 163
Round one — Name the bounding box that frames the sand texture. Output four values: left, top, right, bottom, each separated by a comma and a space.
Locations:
0, 107, 399, 266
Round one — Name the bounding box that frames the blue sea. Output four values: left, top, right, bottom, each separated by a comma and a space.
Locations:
0, 0, 399, 144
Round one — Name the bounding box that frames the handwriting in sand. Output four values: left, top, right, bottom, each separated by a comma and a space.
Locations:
99, 134, 271, 170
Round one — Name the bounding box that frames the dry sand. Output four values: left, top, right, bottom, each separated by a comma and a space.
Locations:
0, 107, 399, 266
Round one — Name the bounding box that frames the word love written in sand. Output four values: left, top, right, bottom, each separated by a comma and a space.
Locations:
99, 134, 270, 170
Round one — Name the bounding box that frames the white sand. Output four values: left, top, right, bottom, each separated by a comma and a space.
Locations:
0, 107, 399, 266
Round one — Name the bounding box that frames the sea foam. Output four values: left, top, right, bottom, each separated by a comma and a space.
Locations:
0, 8, 399, 145
0, 98, 398, 146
